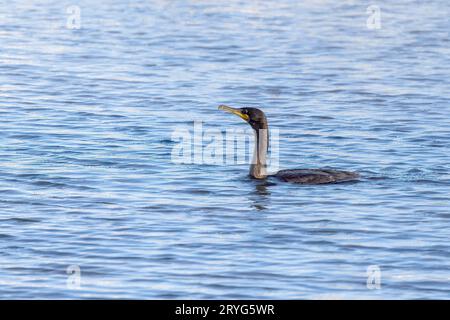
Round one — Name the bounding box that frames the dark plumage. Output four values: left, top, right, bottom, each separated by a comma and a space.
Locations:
218, 105, 359, 185
275, 169, 359, 184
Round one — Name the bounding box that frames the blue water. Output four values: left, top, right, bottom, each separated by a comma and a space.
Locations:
1, 1, 449, 299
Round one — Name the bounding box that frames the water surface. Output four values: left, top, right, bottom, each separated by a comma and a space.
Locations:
1, 0, 449, 299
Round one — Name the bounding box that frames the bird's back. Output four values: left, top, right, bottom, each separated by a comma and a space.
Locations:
274, 169, 359, 184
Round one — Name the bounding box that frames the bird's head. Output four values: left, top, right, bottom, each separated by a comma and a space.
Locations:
218, 105, 268, 130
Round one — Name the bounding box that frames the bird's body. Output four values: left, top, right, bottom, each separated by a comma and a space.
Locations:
218, 105, 359, 185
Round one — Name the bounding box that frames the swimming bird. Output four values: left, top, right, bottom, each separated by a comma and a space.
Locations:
218, 105, 359, 184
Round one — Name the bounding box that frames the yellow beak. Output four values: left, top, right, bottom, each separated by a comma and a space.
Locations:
218, 105, 250, 122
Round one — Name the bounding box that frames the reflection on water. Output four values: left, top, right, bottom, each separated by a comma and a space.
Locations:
251, 181, 273, 211
1, 0, 450, 299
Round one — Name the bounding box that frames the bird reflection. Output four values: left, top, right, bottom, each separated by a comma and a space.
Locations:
250, 180, 275, 211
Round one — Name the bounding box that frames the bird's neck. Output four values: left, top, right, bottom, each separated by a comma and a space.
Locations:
250, 126, 269, 179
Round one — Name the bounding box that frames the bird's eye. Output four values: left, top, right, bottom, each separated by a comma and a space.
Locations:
242, 109, 248, 114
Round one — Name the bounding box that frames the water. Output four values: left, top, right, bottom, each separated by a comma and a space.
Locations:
1, 0, 449, 299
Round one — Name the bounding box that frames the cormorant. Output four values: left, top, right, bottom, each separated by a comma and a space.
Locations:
218, 105, 359, 184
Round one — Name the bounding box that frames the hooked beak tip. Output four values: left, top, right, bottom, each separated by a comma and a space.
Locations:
218, 104, 229, 110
